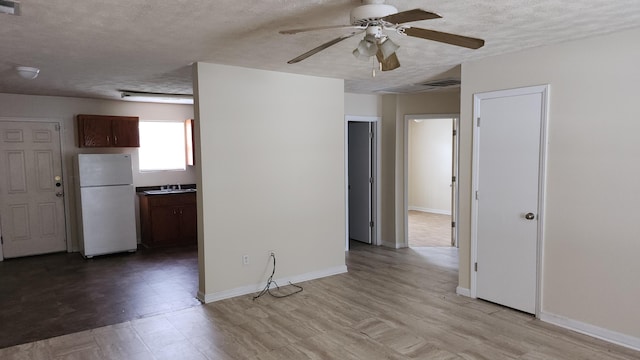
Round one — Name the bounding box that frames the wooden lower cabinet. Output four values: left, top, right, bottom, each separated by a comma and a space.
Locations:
179, 202, 198, 241
139, 192, 196, 248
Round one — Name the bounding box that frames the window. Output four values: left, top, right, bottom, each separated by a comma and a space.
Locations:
138, 121, 186, 171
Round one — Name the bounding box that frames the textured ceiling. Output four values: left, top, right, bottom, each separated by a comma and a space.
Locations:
1, 0, 640, 101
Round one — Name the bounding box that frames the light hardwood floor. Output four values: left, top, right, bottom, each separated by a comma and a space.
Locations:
409, 210, 452, 247
2, 243, 638, 359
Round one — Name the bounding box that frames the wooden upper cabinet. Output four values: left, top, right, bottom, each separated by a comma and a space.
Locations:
77, 114, 140, 148
111, 117, 140, 147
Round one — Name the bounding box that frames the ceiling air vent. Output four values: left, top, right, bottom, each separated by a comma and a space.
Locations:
421, 79, 461, 88
0, 0, 21, 15
377, 78, 461, 94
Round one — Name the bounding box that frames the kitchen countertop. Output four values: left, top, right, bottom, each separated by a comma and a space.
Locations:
136, 184, 197, 196
141, 188, 197, 195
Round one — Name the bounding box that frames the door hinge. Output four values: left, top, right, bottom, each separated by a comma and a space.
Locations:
451, 221, 456, 228
0, 235, 3, 245
369, 177, 373, 184
452, 176, 456, 182
475, 262, 478, 272
369, 221, 374, 228
475, 191, 479, 200
452, 129, 457, 136
477, 117, 481, 127
369, 132, 373, 139
55, 124, 60, 131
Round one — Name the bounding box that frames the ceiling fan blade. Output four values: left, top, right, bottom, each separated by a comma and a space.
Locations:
287, 31, 363, 64
280, 24, 360, 35
381, 9, 441, 25
376, 50, 400, 71
404, 27, 485, 49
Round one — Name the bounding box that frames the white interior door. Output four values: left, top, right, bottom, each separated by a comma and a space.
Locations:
348, 122, 372, 244
0, 121, 67, 258
473, 86, 547, 314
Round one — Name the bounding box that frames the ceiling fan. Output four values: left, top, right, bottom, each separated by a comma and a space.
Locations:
280, 0, 485, 72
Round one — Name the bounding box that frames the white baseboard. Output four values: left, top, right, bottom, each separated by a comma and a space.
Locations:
381, 240, 407, 249
540, 311, 640, 351
408, 207, 451, 216
456, 286, 471, 297
197, 265, 348, 304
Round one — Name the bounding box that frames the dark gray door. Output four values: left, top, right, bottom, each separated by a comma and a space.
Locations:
348, 122, 372, 244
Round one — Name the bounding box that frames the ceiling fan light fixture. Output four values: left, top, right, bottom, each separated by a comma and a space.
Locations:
353, 38, 378, 60
352, 48, 367, 61
379, 37, 399, 60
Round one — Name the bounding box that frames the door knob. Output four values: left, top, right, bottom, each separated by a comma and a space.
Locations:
525, 212, 535, 220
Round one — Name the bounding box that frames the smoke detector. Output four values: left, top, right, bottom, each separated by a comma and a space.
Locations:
0, 0, 21, 15
16, 66, 40, 79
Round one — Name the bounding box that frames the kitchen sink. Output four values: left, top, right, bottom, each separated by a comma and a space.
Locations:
143, 188, 197, 195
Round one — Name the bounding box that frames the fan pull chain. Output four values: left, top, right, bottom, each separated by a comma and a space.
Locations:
372, 56, 376, 77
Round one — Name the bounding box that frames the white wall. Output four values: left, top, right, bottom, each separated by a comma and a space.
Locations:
408, 118, 452, 214
460, 27, 640, 343
0, 93, 195, 251
194, 63, 346, 301
345, 93, 382, 116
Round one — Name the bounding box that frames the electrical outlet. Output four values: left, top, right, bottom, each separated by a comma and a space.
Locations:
242, 255, 249, 265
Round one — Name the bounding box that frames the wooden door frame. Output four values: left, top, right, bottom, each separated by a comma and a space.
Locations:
403, 114, 460, 248
0, 118, 71, 261
345, 115, 381, 250
470, 85, 549, 317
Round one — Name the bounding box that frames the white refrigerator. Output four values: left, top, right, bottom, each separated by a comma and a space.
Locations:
75, 154, 137, 258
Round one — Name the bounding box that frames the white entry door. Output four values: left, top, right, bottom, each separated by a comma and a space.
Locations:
348, 122, 372, 244
473, 86, 548, 314
0, 121, 67, 258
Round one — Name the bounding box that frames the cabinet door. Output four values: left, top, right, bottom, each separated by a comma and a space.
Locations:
112, 117, 140, 147
78, 115, 112, 147
150, 206, 180, 246
180, 204, 197, 245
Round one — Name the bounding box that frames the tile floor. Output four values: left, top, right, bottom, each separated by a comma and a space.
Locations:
0, 245, 200, 349
408, 210, 451, 247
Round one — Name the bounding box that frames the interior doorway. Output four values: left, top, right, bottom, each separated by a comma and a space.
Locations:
345, 116, 381, 250
404, 114, 459, 248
